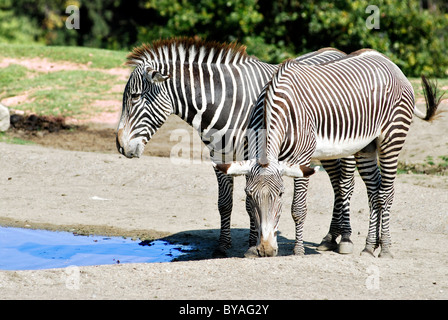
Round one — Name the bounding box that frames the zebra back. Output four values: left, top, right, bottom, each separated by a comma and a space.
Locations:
120, 39, 349, 164
262, 49, 415, 164
247, 48, 348, 162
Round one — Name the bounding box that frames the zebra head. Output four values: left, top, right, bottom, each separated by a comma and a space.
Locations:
116, 65, 171, 158
214, 159, 319, 257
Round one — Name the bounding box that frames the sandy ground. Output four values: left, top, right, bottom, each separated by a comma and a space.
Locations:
0, 102, 448, 300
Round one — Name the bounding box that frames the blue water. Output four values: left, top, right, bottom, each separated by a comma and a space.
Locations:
0, 226, 192, 270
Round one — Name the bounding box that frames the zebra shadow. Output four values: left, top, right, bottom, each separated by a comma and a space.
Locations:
161, 228, 321, 261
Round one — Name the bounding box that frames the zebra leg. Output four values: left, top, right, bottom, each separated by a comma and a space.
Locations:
356, 154, 382, 257
245, 192, 258, 247
358, 130, 405, 258
243, 175, 258, 258
291, 177, 310, 255
374, 107, 413, 258
213, 168, 234, 258
317, 157, 356, 254
243, 196, 260, 258
337, 157, 356, 254
376, 148, 401, 258
317, 159, 342, 251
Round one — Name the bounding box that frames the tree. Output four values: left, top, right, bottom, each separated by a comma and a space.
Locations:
1, 0, 447, 77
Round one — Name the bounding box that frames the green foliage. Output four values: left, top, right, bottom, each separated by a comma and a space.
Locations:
0, 0, 43, 43
256, 0, 448, 76
139, 0, 262, 42
1, 0, 447, 77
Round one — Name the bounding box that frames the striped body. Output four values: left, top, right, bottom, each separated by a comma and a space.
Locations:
116, 39, 276, 256
263, 50, 415, 256
116, 38, 375, 257
117, 39, 276, 162
217, 49, 442, 257
265, 50, 414, 163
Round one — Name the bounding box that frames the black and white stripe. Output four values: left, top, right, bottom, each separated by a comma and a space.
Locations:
117, 39, 278, 256
217, 49, 442, 257
116, 38, 368, 257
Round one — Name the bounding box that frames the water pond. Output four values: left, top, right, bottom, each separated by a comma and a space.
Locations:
0, 226, 192, 270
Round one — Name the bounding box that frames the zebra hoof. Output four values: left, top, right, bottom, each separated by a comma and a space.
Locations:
293, 246, 305, 256
338, 239, 354, 254
360, 247, 376, 257
212, 248, 228, 258
378, 248, 394, 259
244, 246, 259, 258
316, 239, 338, 251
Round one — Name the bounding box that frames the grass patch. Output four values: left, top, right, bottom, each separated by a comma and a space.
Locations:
0, 132, 34, 145
0, 67, 121, 117
409, 77, 448, 101
397, 155, 448, 175
0, 64, 29, 87
0, 44, 127, 69
0, 44, 129, 119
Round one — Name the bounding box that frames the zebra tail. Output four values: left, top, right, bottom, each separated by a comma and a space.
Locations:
415, 75, 446, 122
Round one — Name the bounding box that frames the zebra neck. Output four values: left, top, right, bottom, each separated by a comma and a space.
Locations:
264, 110, 289, 161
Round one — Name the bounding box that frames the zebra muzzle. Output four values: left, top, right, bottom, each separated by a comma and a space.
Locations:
257, 232, 278, 257
116, 128, 125, 155
116, 128, 145, 158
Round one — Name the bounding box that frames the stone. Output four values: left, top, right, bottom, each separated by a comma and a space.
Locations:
0, 103, 10, 132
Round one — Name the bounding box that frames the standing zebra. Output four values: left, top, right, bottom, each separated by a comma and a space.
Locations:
248, 49, 358, 255
215, 49, 443, 257
116, 37, 347, 256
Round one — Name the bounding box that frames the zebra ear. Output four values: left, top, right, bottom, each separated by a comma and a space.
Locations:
212, 160, 254, 176
280, 162, 319, 178
145, 67, 170, 83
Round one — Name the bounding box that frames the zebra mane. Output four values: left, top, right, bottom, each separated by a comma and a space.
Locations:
126, 37, 256, 67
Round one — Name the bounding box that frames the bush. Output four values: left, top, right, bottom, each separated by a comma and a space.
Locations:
0, 0, 43, 44
1, 0, 447, 77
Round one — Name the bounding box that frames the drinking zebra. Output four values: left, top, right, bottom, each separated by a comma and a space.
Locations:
115, 37, 356, 256
215, 49, 443, 257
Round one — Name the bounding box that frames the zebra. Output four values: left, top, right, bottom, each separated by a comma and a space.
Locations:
115, 37, 350, 257
215, 49, 443, 257
248, 49, 359, 255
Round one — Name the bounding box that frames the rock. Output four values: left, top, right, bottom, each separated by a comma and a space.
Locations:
0, 103, 10, 132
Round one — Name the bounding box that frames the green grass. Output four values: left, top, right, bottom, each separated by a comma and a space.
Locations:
0, 132, 34, 145
409, 77, 448, 101
0, 43, 127, 69
12, 69, 113, 116
0, 63, 28, 87
0, 44, 129, 118
0, 65, 121, 117
397, 155, 448, 175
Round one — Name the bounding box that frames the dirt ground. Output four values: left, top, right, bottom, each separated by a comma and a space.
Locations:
0, 102, 448, 300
